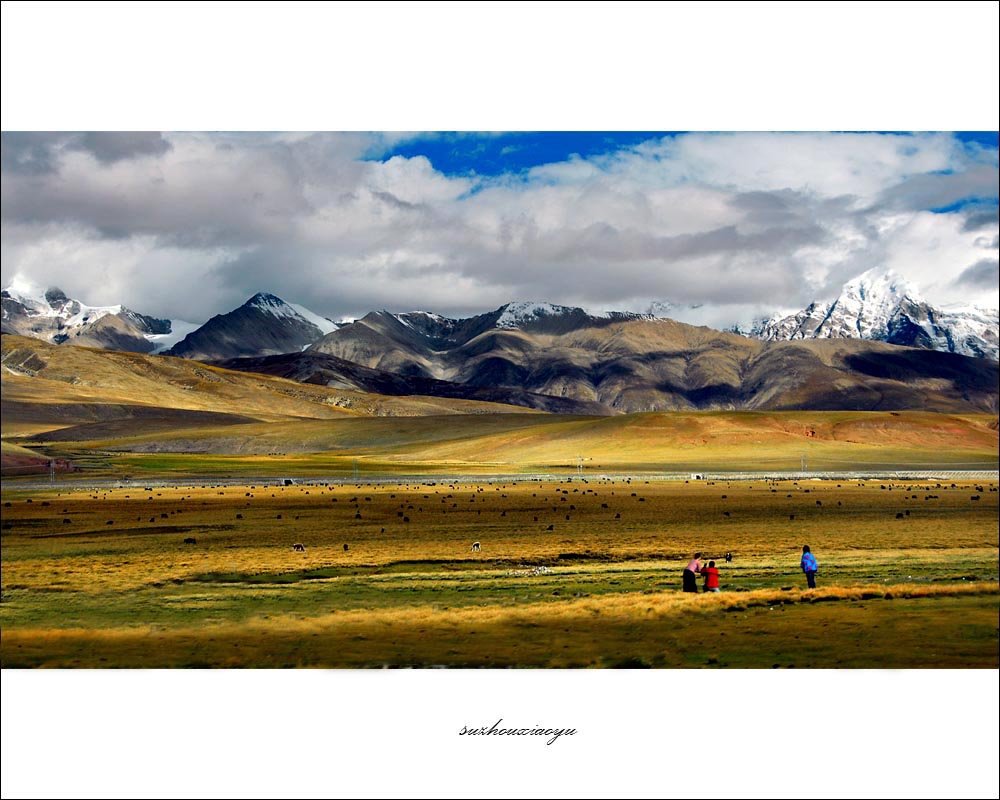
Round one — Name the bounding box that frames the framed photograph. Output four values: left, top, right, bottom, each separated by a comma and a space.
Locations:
2, 3, 997, 798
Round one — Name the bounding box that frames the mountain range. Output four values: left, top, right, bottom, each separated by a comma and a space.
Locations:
5, 268, 996, 363
2, 269, 997, 415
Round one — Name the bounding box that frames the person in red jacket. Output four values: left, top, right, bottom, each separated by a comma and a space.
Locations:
702, 560, 720, 592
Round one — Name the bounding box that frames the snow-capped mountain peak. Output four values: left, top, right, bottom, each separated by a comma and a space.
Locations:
247, 292, 292, 314
245, 292, 338, 334
832, 267, 923, 339
495, 301, 662, 329
164, 293, 341, 361
845, 267, 921, 303
495, 301, 581, 329
2, 280, 174, 354
749, 267, 998, 360
3, 277, 122, 326
4, 276, 51, 311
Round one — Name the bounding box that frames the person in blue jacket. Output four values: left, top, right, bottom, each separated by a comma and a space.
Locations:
801, 544, 818, 588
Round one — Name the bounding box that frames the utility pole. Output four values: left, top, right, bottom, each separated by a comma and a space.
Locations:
800, 453, 807, 472
49, 460, 55, 486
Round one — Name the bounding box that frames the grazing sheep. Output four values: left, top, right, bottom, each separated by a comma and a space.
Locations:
292, 543, 306, 552
344, 543, 350, 551
471, 541, 481, 552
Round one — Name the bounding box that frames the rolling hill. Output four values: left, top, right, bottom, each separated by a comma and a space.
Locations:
0, 335, 541, 439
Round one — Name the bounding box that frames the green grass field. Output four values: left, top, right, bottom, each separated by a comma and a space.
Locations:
2, 477, 996, 667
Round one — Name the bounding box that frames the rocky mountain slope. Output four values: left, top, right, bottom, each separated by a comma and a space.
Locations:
211, 351, 612, 415
165, 293, 340, 361
300, 309, 998, 414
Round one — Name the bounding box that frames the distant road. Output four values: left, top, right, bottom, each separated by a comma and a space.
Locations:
3, 469, 997, 492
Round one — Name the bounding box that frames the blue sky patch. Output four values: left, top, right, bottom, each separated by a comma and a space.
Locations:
373, 131, 999, 179
371, 132, 678, 176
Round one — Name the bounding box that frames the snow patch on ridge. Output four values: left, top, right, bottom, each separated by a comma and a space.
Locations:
145, 320, 200, 354
496, 302, 581, 328
247, 293, 339, 334
288, 303, 339, 335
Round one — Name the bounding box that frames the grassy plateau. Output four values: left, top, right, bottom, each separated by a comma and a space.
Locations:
2, 475, 996, 667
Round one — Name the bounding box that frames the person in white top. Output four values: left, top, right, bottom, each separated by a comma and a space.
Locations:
683, 553, 703, 593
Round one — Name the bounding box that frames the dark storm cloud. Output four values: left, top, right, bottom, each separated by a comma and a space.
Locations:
0, 132, 66, 174
370, 190, 425, 212
0, 132, 172, 175
72, 132, 172, 164
730, 191, 789, 210
1, 136, 314, 249
962, 206, 999, 231
955, 258, 1000, 289
728, 190, 803, 226
876, 165, 999, 211
529, 221, 827, 264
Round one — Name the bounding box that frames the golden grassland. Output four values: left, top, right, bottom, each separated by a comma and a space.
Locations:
2, 478, 997, 667
8, 410, 998, 479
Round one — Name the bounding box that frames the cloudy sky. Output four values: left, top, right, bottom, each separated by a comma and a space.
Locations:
1, 130, 997, 327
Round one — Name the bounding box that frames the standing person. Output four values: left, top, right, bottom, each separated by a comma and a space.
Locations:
801, 545, 818, 589
683, 553, 703, 593
702, 560, 720, 593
